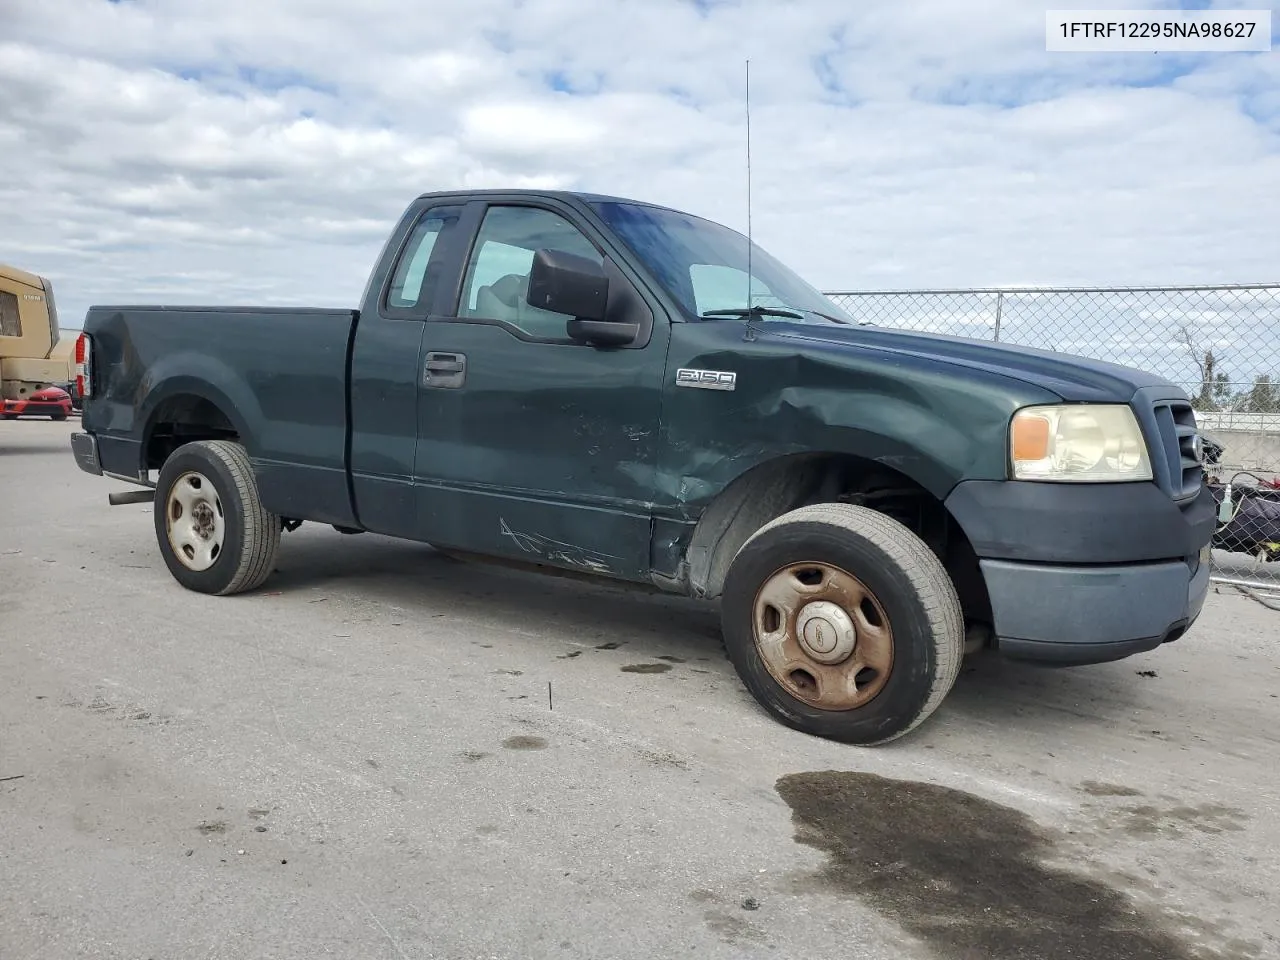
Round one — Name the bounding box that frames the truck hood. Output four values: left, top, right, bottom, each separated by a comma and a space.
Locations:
769, 322, 1181, 404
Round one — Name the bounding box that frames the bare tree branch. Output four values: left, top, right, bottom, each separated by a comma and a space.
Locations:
1176, 323, 1206, 381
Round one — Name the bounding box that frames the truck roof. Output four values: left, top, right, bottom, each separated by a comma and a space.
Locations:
412, 188, 690, 216
0, 262, 46, 290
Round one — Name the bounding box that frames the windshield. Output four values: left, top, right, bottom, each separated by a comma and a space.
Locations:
590, 200, 857, 325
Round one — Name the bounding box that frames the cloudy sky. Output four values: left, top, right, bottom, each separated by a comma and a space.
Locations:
2, 0, 1279, 335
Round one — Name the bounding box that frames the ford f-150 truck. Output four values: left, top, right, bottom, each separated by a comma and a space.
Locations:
69, 189, 1215, 745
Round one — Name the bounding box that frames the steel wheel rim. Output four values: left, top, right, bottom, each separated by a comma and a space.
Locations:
751, 561, 894, 711
165, 470, 225, 572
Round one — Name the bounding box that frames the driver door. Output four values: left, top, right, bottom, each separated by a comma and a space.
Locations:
412, 198, 670, 580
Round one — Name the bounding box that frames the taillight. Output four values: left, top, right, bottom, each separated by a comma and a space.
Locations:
75, 332, 92, 398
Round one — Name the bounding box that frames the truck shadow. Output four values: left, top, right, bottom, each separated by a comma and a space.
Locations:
267, 528, 725, 666
265, 528, 1153, 738
0, 443, 70, 457
940, 653, 1157, 738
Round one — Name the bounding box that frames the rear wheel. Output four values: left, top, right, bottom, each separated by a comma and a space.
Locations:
51, 412, 67, 421
153, 439, 280, 595
720, 503, 964, 745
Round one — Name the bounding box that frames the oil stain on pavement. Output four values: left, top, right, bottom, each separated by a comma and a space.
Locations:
775, 771, 1256, 960
621, 663, 672, 674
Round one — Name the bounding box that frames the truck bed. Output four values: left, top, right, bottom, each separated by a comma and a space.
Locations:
80, 305, 359, 527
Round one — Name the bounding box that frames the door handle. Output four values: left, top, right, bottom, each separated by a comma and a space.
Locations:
423, 351, 466, 388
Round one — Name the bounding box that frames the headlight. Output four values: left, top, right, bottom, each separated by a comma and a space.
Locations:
1010, 404, 1152, 482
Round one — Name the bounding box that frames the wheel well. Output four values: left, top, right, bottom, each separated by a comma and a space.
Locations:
144, 394, 240, 471
683, 452, 991, 623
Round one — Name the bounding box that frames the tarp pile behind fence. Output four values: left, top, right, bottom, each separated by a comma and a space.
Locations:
822, 284, 1280, 593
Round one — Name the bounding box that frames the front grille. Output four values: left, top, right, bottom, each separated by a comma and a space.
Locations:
1152, 400, 1201, 499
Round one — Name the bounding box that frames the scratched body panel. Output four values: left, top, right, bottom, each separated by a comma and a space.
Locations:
410, 319, 668, 578
649, 318, 1061, 569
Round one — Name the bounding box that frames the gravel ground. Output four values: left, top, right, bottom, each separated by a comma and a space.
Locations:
2, 418, 1278, 960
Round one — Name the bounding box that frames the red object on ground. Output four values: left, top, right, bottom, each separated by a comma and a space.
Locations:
2, 386, 73, 420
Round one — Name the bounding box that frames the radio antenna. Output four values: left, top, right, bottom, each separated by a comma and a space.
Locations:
743, 58, 756, 341
745, 58, 753, 311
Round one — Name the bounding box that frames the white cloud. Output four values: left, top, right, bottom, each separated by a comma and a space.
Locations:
0, 0, 1277, 336
460, 102, 605, 155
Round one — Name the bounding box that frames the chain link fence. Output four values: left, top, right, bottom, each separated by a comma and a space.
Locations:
823, 284, 1280, 596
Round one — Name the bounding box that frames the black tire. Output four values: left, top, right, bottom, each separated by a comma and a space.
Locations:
153, 439, 281, 596
720, 503, 964, 745
51, 413, 67, 421
2, 414, 16, 421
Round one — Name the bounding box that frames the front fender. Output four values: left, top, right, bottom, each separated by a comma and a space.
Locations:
693, 384, 997, 502
658, 338, 1049, 513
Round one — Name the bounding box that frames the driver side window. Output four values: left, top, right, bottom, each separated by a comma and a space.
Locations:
460, 206, 603, 339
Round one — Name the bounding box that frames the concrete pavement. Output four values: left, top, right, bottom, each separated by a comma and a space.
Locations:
2, 418, 1278, 960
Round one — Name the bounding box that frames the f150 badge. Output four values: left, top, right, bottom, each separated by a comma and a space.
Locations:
676, 368, 737, 391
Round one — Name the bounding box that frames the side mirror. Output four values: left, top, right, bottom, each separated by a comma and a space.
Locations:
527, 248, 608, 322
527, 248, 637, 347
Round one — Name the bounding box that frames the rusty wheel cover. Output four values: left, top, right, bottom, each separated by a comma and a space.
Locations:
751, 561, 894, 711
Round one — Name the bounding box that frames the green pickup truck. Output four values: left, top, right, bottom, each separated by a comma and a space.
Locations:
70, 189, 1215, 744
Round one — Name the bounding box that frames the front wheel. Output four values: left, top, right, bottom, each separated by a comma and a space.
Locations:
720, 503, 964, 745
153, 439, 281, 595
51, 412, 67, 421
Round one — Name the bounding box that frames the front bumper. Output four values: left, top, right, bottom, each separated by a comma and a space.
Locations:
945, 478, 1215, 666
982, 550, 1210, 665
944, 479, 1216, 564
3, 399, 71, 417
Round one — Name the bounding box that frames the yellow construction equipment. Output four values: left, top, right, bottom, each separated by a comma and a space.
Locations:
1, 262, 75, 402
